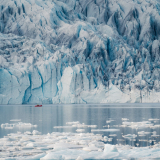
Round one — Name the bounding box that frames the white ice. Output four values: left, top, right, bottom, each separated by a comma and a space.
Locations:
1, 122, 37, 129
0, 130, 160, 159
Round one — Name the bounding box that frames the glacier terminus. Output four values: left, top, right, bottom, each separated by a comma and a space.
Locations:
1, 0, 160, 104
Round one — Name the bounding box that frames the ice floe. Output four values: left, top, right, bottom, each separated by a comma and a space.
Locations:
0, 130, 160, 159
10, 119, 21, 122
1, 122, 37, 129
91, 129, 120, 132
54, 121, 97, 129
1, 119, 160, 159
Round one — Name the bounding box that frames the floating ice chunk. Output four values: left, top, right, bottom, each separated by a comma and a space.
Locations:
1, 122, 37, 129
109, 134, 117, 137
106, 121, 111, 124
4, 127, 14, 129
103, 144, 118, 153
144, 132, 150, 135
76, 156, 84, 160
54, 126, 73, 128
32, 130, 41, 135
148, 119, 160, 121
153, 131, 157, 135
150, 124, 160, 129
26, 143, 37, 147
122, 118, 129, 121
122, 134, 137, 139
66, 121, 80, 125
106, 120, 114, 124
54, 122, 97, 129
10, 119, 21, 122
83, 144, 99, 151
103, 136, 108, 142
24, 131, 32, 135
31, 153, 46, 159
108, 138, 113, 142
138, 131, 146, 136
76, 129, 85, 133
122, 121, 153, 129
87, 125, 97, 128
91, 129, 120, 132
117, 139, 125, 142
1, 123, 15, 128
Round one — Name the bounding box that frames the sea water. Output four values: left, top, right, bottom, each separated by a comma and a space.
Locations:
1, 104, 160, 147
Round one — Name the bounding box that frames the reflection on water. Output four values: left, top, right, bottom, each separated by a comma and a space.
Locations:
0, 104, 160, 147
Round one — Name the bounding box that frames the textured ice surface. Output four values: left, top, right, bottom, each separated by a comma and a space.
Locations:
1, 0, 160, 104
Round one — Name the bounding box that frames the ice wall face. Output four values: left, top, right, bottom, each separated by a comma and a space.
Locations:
1, 0, 160, 104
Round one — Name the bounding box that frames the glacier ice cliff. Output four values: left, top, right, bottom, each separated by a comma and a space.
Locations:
1, 0, 160, 104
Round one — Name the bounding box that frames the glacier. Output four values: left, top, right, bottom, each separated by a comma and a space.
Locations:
1, 0, 160, 104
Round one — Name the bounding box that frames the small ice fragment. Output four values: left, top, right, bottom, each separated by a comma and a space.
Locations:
106, 120, 111, 123
66, 121, 80, 125
138, 131, 146, 136
76, 129, 85, 132
148, 119, 159, 121
117, 139, 125, 142
109, 134, 117, 137
153, 131, 157, 135
151, 135, 160, 137
120, 125, 127, 128
83, 144, 99, 151
103, 136, 108, 141
103, 144, 118, 152
76, 156, 84, 160
32, 130, 41, 135
108, 138, 113, 142
122, 118, 129, 121
87, 125, 97, 128
24, 131, 32, 135
91, 129, 120, 132
122, 134, 137, 139
10, 119, 21, 122
5, 127, 13, 129
54, 126, 73, 128
26, 143, 35, 147
139, 139, 148, 142
1, 124, 5, 128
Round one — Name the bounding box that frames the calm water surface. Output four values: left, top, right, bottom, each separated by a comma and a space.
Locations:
0, 104, 160, 147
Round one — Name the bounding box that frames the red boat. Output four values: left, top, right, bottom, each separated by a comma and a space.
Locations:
35, 104, 42, 107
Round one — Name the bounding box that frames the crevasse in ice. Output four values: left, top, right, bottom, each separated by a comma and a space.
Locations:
1, 0, 160, 104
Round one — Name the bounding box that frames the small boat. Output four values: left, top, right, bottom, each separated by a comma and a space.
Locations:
35, 104, 42, 107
